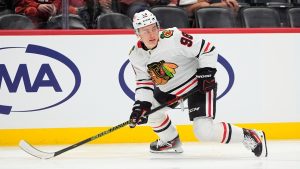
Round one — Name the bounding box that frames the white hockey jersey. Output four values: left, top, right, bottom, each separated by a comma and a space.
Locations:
128, 27, 218, 103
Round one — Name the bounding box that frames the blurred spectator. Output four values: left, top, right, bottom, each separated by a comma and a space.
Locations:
0, 0, 7, 10
69, 0, 94, 28
89, 0, 114, 28
98, 0, 113, 13
179, 0, 239, 16
149, 0, 178, 6
0, 0, 14, 15
15, 0, 61, 28
69, 0, 86, 14
120, 0, 178, 19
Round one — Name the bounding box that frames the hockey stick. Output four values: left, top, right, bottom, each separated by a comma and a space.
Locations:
19, 89, 198, 159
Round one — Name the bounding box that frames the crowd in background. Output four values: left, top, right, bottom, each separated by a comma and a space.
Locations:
0, 0, 299, 29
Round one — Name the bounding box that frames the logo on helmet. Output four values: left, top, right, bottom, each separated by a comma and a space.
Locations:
133, 10, 159, 32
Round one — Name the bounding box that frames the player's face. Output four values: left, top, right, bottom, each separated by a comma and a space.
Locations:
138, 23, 159, 49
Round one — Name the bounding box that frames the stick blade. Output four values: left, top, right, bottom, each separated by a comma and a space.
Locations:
19, 140, 55, 159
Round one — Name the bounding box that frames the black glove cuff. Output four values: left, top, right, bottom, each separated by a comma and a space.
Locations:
196, 67, 217, 93
132, 100, 152, 112
196, 67, 217, 78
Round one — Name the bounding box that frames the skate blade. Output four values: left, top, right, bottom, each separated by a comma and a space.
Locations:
257, 130, 268, 157
150, 147, 183, 153
261, 131, 268, 157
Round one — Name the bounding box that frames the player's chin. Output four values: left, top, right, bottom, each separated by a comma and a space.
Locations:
150, 40, 158, 46
146, 43, 156, 49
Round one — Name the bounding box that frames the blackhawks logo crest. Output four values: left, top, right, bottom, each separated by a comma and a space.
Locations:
147, 60, 178, 85
160, 30, 174, 39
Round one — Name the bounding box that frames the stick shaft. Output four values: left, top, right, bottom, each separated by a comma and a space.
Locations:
54, 120, 130, 156
53, 98, 178, 157
21, 89, 198, 159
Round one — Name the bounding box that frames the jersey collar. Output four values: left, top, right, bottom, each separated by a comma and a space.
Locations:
137, 41, 158, 51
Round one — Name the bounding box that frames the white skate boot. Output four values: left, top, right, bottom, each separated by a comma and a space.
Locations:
243, 129, 268, 157
150, 135, 183, 153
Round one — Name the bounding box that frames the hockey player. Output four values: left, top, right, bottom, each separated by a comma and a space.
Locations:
128, 10, 268, 157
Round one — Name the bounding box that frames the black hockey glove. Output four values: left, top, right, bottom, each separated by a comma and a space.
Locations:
196, 67, 217, 93
129, 100, 152, 128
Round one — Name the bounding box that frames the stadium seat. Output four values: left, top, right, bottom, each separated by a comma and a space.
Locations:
0, 9, 12, 16
287, 8, 300, 27
0, 14, 35, 29
237, 0, 251, 7
240, 7, 281, 27
150, 6, 190, 28
96, 13, 133, 29
250, 0, 292, 6
194, 7, 237, 28
292, 0, 300, 6
46, 14, 87, 29
261, 0, 293, 27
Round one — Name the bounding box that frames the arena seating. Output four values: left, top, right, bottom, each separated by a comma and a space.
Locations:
150, 6, 190, 28
96, 13, 132, 29
46, 14, 87, 29
240, 7, 281, 27
0, 14, 35, 29
0, 1, 300, 29
287, 7, 300, 27
194, 7, 237, 28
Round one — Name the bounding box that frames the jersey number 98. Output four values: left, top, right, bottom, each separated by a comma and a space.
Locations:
180, 32, 193, 47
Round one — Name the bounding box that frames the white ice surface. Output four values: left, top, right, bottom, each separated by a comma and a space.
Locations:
1, 140, 300, 169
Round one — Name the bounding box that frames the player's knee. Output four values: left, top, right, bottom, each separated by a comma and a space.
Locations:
193, 117, 214, 142
147, 110, 168, 128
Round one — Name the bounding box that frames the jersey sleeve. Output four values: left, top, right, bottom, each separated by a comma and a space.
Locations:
128, 46, 155, 103
173, 27, 218, 68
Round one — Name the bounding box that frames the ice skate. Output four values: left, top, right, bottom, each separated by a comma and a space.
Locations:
150, 135, 183, 153
243, 129, 268, 157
